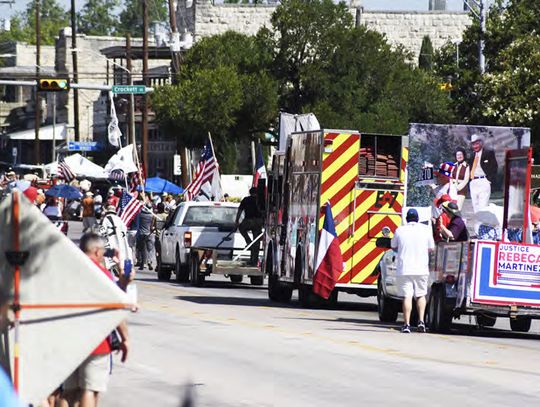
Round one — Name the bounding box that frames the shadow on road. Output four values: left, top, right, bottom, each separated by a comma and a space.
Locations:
175, 294, 378, 313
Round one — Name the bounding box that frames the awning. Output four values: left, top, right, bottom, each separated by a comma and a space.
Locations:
4, 124, 68, 141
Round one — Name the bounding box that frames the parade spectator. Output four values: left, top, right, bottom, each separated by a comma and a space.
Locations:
439, 201, 469, 242
452, 149, 470, 210
468, 134, 498, 213
391, 208, 435, 334
136, 203, 156, 271
100, 205, 133, 273
62, 233, 129, 407
235, 187, 263, 266
43, 197, 62, 219
431, 162, 458, 219
82, 192, 97, 233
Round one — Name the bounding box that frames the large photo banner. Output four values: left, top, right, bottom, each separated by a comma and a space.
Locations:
407, 124, 531, 236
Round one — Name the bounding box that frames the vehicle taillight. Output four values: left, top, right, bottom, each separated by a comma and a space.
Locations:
184, 231, 192, 248
445, 274, 456, 284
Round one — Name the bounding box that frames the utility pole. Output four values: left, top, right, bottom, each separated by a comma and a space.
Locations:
168, 0, 190, 187
142, 0, 149, 170
126, 34, 136, 148
34, 0, 41, 164
464, 0, 487, 74
71, 0, 80, 140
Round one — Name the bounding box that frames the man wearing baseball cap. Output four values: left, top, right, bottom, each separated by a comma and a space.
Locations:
391, 208, 435, 333
468, 134, 498, 213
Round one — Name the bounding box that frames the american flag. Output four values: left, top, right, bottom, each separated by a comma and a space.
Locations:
117, 190, 144, 226
58, 155, 76, 182
185, 141, 218, 200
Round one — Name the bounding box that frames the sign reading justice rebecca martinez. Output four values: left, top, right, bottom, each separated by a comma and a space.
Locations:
473, 241, 540, 306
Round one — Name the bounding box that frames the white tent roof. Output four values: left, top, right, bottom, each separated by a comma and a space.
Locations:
45, 153, 108, 179
5, 124, 68, 141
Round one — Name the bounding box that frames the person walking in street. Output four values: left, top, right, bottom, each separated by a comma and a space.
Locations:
235, 187, 263, 266
468, 134, 498, 213
136, 202, 156, 271
439, 201, 469, 242
62, 232, 129, 407
391, 208, 435, 333
82, 191, 97, 232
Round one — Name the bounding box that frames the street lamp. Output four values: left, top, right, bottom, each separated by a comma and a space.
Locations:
463, 0, 488, 74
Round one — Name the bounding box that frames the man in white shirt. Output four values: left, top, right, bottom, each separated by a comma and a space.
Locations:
391, 208, 435, 333
467, 134, 498, 213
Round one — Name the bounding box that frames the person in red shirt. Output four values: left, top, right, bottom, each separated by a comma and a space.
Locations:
63, 233, 130, 407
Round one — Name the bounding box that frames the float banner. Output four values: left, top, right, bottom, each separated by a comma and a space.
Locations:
472, 241, 540, 306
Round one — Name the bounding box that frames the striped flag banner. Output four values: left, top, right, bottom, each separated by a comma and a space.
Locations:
58, 155, 76, 182
185, 140, 218, 200
117, 190, 143, 226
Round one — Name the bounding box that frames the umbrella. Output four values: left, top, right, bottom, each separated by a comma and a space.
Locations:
144, 177, 184, 194
45, 184, 83, 200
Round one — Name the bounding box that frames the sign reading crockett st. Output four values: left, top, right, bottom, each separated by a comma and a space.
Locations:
68, 141, 99, 151
111, 85, 146, 94
472, 241, 540, 306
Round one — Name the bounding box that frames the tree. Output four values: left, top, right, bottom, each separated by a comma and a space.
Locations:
265, 0, 452, 134
0, 0, 69, 45
78, 0, 121, 36
117, 0, 168, 37
153, 31, 278, 172
418, 35, 434, 70
434, 0, 540, 156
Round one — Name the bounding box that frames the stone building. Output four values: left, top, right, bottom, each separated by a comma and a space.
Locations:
176, 0, 472, 61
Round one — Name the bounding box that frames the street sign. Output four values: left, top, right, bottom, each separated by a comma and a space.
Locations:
173, 154, 182, 176
111, 85, 147, 94
68, 141, 99, 152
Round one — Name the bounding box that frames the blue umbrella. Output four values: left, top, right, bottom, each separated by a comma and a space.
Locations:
45, 184, 83, 200
144, 177, 184, 194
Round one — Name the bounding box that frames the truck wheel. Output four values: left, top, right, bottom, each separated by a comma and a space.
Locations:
190, 253, 204, 287
377, 277, 399, 323
428, 285, 452, 333
268, 273, 292, 303
249, 276, 264, 286
157, 266, 171, 282
175, 250, 189, 283
230, 275, 243, 284
476, 314, 497, 328
510, 317, 531, 333
299, 284, 320, 308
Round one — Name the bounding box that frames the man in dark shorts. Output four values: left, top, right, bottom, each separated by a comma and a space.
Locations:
439, 201, 469, 242
235, 187, 263, 266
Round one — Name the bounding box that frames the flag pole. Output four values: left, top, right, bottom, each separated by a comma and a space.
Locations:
207, 132, 223, 200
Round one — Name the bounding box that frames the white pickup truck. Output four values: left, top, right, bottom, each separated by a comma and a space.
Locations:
157, 201, 264, 285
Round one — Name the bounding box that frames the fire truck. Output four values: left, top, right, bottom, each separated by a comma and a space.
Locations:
263, 129, 408, 306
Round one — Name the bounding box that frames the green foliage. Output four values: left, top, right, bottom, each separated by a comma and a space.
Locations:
434, 0, 540, 156
418, 35, 434, 70
117, 0, 168, 37
154, 0, 453, 171
77, 0, 121, 36
153, 31, 278, 172
0, 0, 69, 45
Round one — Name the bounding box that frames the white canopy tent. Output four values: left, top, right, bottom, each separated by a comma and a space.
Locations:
5, 124, 68, 141
45, 153, 108, 179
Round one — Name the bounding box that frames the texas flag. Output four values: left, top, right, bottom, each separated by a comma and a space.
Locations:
313, 202, 343, 299
253, 143, 267, 187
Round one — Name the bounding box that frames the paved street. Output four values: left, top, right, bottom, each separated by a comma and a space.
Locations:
67, 218, 540, 407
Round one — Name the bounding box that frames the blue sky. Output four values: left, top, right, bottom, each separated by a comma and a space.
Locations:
1, 0, 468, 17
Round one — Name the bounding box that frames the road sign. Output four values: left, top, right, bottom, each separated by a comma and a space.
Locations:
111, 85, 147, 94
68, 141, 99, 152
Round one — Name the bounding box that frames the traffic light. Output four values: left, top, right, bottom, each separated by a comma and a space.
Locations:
37, 78, 70, 92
